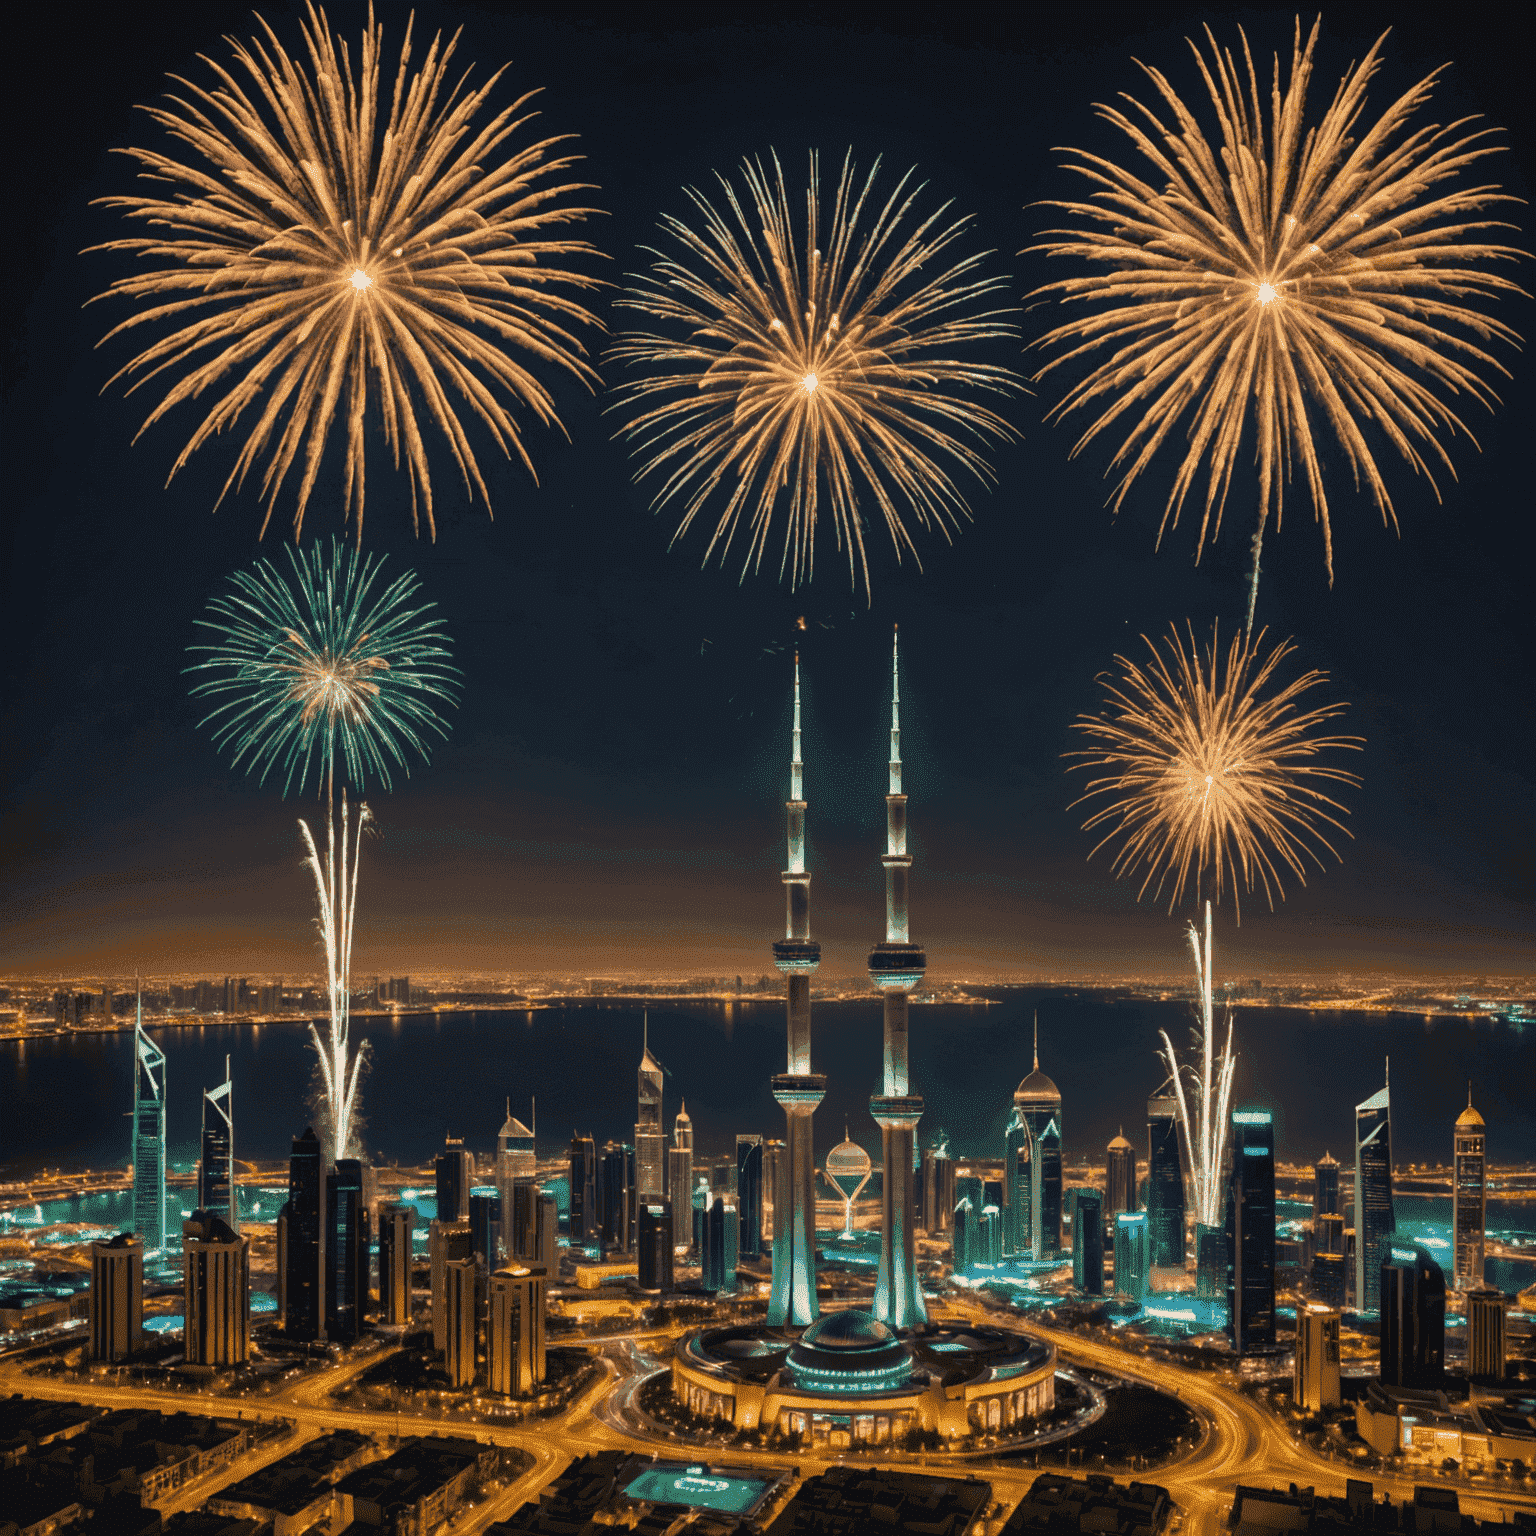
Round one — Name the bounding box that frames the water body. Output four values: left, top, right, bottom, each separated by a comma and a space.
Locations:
2, 995, 1531, 1185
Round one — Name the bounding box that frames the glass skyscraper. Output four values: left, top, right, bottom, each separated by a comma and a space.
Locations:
198, 1057, 235, 1232
131, 1000, 167, 1254
1072, 1189, 1104, 1295
1354, 1077, 1396, 1315
283, 1127, 322, 1340
1453, 1095, 1486, 1291
568, 1134, 598, 1249
1380, 1243, 1445, 1389
1226, 1109, 1276, 1354
1146, 1094, 1184, 1269
325, 1159, 368, 1343
635, 1025, 666, 1206
736, 1135, 764, 1260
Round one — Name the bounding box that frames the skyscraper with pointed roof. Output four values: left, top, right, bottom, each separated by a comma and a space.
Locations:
768, 652, 826, 1328
869, 628, 927, 1327
131, 991, 167, 1254
1453, 1089, 1486, 1292
199, 1056, 236, 1232
1008, 1016, 1064, 1260
636, 1016, 666, 1204
1355, 1066, 1396, 1314
668, 1103, 694, 1248
496, 1101, 535, 1262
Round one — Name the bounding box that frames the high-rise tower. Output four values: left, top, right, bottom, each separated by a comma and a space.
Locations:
767, 652, 826, 1328
199, 1056, 236, 1231
636, 1019, 666, 1204
495, 1101, 536, 1262
1009, 1018, 1063, 1260
869, 629, 927, 1328
1453, 1090, 1486, 1292
1355, 1068, 1396, 1315
131, 992, 167, 1254
668, 1103, 694, 1248
1146, 1092, 1184, 1269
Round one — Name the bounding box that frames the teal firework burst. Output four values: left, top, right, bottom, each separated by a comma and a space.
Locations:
187, 538, 458, 796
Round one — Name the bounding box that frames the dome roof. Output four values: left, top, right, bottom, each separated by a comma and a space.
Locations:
1456, 1103, 1484, 1128
826, 1140, 873, 1176
799, 1309, 894, 1350
1107, 1132, 1134, 1151
785, 1308, 912, 1392
1014, 1067, 1061, 1105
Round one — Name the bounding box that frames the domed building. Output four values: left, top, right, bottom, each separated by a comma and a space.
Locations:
1004, 1019, 1065, 1259
672, 1306, 1056, 1447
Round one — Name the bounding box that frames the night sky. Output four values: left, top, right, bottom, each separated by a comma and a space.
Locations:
3, 0, 1531, 982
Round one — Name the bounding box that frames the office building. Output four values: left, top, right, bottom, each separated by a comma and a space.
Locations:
1196, 1222, 1227, 1304
469, 1187, 500, 1271
705, 1192, 740, 1293
508, 1178, 538, 1261
921, 1138, 956, 1234
183, 1211, 249, 1367
1003, 1108, 1033, 1259
90, 1233, 143, 1361
1294, 1303, 1341, 1412
952, 1196, 977, 1276
1314, 1151, 1341, 1217
1355, 1072, 1396, 1315
1226, 1109, 1276, 1354
568, 1134, 598, 1249
736, 1135, 764, 1260
1453, 1094, 1486, 1292
430, 1219, 472, 1354
1314, 1210, 1344, 1256
761, 1137, 785, 1253
669, 1103, 694, 1245
1466, 1286, 1506, 1385
532, 1194, 559, 1272
639, 1200, 675, 1292
325, 1159, 368, 1344
132, 996, 167, 1253
600, 1141, 636, 1254
435, 1136, 473, 1225
494, 1103, 535, 1262
1009, 1019, 1063, 1260
1072, 1189, 1104, 1296
1113, 1211, 1149, 1302
1105, 1132, 1136, 1230
199, 1057, 236, 1231
1380, 1243, 1445, 1389
443, 1256, 478, 1389
283, 1128, 323, 1340
1309, 1251, 1347, 1309
1146, 1094, 1184, 1269
981, 1203, 1003, 1266
487, 1265, 546, 1396
768, 653, 827, 1329
636, 1023, 666, 1206
378, 1203, 414, 1326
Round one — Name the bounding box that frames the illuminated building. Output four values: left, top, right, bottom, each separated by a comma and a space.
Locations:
981, 1204, 1003, 1266
430, 1219, 472, 1354
379, 1203, 414, 1325
182, 1210, 249, 1367
443, 1256, 477, 1388
600, 1141, 636, 1253
761, 1138, 784, 1252
1003, 1110, 1032, 1258
1453, 1092, 1485, 1292
1226, 1109, 1276, 1354
1314, 1150, 1341, 1216
636, 1020, 666, 1206
826, 1132, 873, 1238
1466, 1286, 1506, 1385
283, 1127, 323, 1340
668, 1104, 694, 1248
868, 629, 927, 1328
90, 1233, 143, 1362
767, 653, 826, 1328
705, 1192, 740, 1294
132, 995, 167, 1254
952, 1196, 977, 1276
1008, 1021, 1063, 1260
469, 1187, 499, 1270
639, 1200, 674, 1291
1072, 1189, 1104, 1295
435, 1136, 473, 1224
1354, 1071, 1396, 1315
568, 1134, 598, 1248
487, 1265, 546, 1396
693, 1176, 710, 1256
198, 1056, 236, 1232
1294, 1303, 1341, 1412
494, 1102, 535, 1262
1113, 1211, 1149, 1302
920, 1135, 956, 1234
532, 1194, 559, 1272
1196, 1223, 1226, 1304
736, 1135, 764, 1260
1310, 1251, 1346, 1309
1146, 1094, 1183, 1269
1105, 1132, 1136, 1230
1380, 1243, 1444, 1389
1315, 1210, 1344, 1257
325, 1159, 368, 1343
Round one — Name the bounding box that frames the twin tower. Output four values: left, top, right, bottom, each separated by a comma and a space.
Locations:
768, 628, 926, 1331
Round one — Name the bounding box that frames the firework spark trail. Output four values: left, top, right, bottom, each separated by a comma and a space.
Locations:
611, 150, 1022, 595
1029, 19, 1525, 630
88, 3, 604, 540
1068, 621, 1361, 921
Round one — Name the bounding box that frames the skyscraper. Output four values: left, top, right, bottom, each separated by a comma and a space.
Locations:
736, 1135, 764, 1260
495, 1103, 536, 1262
1114, 1212, 1150, 1302
90, 1233, 143, 1362
868, 629, 928, 1328
378, 1203, 414, 1326
435, 1136, 473, 1225
469, 1188, 500, 1270
1003, 1109, 1033, 1259
636, 1021, 666, 1205
767, 653, 826, 1328
1146, 1094, 1184, 1269
325, 1160, 368, 1344
1354, 1071, 1396, 1315
639, 1201, 674, 1292
533, 1195, 559, 1273
430, 1219, 472, 1354
443, 1256, 477, 1388
669, 1104, 694, 1246
693, 1176, 711, 1256
1226, 1109, 1276, 1354
1313, 1151, 1341, 1217
952, 1196, 977, 1277
508, 1179, 539, 1262
600, 1142, 636, 1254
1072, 1190, 1104, 1296
705, 1192, 740, 1294
1380, 1243, 1445, 1389
1008, 1019, 1063, 1261
131, 996, 167, 1254
921, 1135, 956, 1235
1294, 1303, 1342, 1412
568, 1133, 598, 1249
182, 1211, 249, 1367
487, 1265, 545, 1396
1105, 1132, 1136, 1231
283, 1128, 323, 1340
1466, 1286, 1506, 1385
1453, 1092, 1486, 1292
199, 1057, 236, 1232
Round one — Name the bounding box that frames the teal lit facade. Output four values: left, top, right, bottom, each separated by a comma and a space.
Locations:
131, 996, 167, 1254
1226, 1108, 1276, 1354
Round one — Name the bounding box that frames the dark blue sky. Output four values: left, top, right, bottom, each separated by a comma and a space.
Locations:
2, 0, 1531, 980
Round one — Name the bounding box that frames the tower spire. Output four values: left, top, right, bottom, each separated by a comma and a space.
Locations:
888, 625, 901, 796
1034, 1011, 1039, 1073
791, 649, 804, 804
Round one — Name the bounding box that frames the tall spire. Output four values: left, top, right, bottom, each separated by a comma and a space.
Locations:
791, 649, 804, 805
1033, 1011, 1039, 1073
888, 625, 902, 797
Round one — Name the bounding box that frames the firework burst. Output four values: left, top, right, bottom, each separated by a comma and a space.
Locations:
89, 3, 603, 540
1030, 19, 1525, 630
188, 539, 457, 1159
1068, 622, 1361, 919
610, 150, 1022, 594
